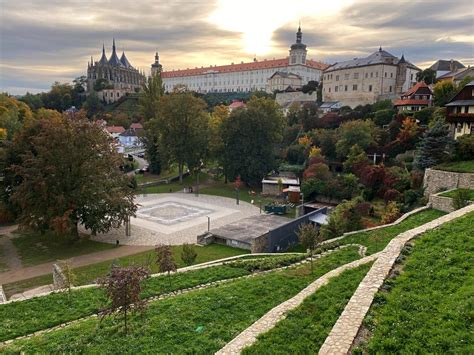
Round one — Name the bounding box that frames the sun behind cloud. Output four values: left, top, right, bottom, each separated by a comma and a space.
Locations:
208, 0, 355, 55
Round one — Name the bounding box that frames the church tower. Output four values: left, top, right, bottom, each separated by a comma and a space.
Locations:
289, 25, 307, 65
151, 52, 163, 76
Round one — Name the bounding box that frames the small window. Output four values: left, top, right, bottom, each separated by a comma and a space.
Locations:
370, 72, 373, 78
353, 84, 358, 91
354, 73, 359, 79
345, 85, 348, 91
335, 86, 338, 92
376, 72, 379, 78
365, 73, 368, 78
345, 73, 349, 80
369, 85, 373, 92
384, 72, 387, 78
390, 72, 393, 78
329, 87, 331, 93
389, 86, 392, 92
336, 75, 339, 81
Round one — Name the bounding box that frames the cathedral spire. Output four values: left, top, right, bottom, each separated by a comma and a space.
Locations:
98, 43, 108, 65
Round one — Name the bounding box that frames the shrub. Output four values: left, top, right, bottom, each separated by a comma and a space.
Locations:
0, 203, 15, 224
298, 223, 324, 272
227, 254, 306, 272
454, 134, 474, 161
155, 244, 177, 289
356, 201, 374, 217
381, 201, 401, 224
303, 162, 330, 180
181, 243, 197, 266
384, 189, 402, 203
286, 144, 306, 165
374, 109, 396, 126
413, 107, 435, 125
452, 189, 470, 210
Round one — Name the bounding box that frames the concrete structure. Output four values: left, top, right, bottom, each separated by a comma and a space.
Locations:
423, 168, 474, 196
262, 176, 300, 195
394, 81, 433, 112
428, 59, 465, 79
445, 80, 474, 139
266, 71, 302, 92
322, 48, 420, 108
159, 26, 328, 94
87, 40, 145, 104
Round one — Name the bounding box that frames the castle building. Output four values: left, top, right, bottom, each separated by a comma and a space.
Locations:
156, 26, 329, 94
87, 40, 146, 104
322, 48, 420, 108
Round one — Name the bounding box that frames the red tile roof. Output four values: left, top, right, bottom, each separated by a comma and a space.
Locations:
394, 99, 430, 106
106, 126, 126, 134
162, 58, 329, 78
402, 81, 430, 97
130, 123, 143, 129
229, 100, 246, 109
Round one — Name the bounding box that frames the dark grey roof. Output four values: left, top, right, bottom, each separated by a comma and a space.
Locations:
325, 48, 418, 72
437, 67, 474, 80
269, 71, 301, 79
320, 101, 340, 108
445, 100, 474, 107
108, 39, 123, 67
98, 44, 108, 65
120, 52, 133, 68
429, 59, 465, 71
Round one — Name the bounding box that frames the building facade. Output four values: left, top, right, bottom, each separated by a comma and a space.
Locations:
394, 81, 433, 112
266, 71, 302, 92
445, 80, 474, 139
158, 26, 328, 94
322, 48, 420, 108
87, 40, 146, 104
428, 59, 465, 79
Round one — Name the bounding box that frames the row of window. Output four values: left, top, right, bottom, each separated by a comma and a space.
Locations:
326, 84, 393, 93
326, 71, 416, 82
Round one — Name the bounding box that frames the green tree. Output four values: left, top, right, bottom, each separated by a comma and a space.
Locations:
8, 114, 137, 238
414, 120, 455, 170
297, 223, 323, 272
373, 109, 396, 126
20, 92, 44, 110
82, 92, 104, 118
155, 244, 177, 290
181, 243, 197, 266
153, 93, 209, 183
221, 96, 285, 186
433, 80, 457, 106
452, 189, 470, 210
343, 144, 369, 173
139, 72, 164, 121
416, 69, 436, 85
336, 120, 378, 158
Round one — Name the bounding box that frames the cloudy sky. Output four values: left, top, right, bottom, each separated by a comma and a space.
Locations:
0, 0, 473, 94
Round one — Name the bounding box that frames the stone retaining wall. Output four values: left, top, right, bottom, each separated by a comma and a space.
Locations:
429, 189, 473, 213
423, 168, 474, 196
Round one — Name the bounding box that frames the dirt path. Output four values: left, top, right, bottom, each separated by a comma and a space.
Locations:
0, 236, 22, 271
0, 244, 154, 285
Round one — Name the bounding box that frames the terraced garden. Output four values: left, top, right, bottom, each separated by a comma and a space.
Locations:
354, 211, 474, 354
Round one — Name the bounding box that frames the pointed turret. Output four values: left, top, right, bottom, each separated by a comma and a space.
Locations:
98, 44, 108, 65
120, 51, 133, 68
399, 54, 406, 64
151, 51, 163, 75
108, 38, 123, 66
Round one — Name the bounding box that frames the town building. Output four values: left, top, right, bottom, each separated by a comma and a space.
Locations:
322, 48, 420, 108
158, 26, 328, 94
437, 66, 474, 85
118, 126, 144, 148
266, 71, 302, 92
394, 81, 433, 112
87, 40, 146, 104
445, 80, 474, 139
428, 59, 465, 79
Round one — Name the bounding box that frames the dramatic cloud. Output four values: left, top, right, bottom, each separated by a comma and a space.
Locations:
0, 0, 472, 94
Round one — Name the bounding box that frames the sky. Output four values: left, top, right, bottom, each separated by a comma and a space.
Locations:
0, 0, 473, 95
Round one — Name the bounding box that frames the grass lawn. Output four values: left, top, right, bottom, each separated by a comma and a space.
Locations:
243, 263, 372, 354
358, 212, 474, 354
439, 188, 474, 200
2, 247, 362, 351
10, 231, 116, 267
2, 244, 247, 298
138, 171, 209, 194
135, 166, 180, 185
339, 209, 446, 255
434, 160, 474, 173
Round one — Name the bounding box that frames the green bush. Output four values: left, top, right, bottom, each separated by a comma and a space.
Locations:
454, 134, 474, 161
227, 254, 306, 272
452, 189, 470, 210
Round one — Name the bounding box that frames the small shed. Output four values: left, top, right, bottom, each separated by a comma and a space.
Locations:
262, 176, 300, 196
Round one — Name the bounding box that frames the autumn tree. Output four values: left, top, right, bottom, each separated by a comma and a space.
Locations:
297, 223, 323, 272
8, 114, 137, 238
155, 244, 177, 290
336, 120, 379, 158
99, 265, 149, 333
433, 80, 457, 106
221, 96, 286, 186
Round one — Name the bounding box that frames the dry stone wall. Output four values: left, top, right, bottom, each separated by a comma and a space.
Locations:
423, 168, 474, 196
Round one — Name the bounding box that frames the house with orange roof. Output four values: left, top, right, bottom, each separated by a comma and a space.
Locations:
394, 81, 433, 112
156, 26, 329, 94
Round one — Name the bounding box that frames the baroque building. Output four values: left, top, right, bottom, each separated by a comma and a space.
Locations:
322, 48, 420, 108
156, 26, 329, 93
87, 40, 146, 104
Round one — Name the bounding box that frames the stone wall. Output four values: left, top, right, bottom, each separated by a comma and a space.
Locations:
275, 91, 318, 107
0, 285, 6, 304
429, 190, 473, 213
423, 168, 474, 196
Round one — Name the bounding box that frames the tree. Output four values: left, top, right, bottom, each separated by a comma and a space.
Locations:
297, 102, 319, 131
297, 223, 323, 272
301, 80, 319, 94
58, 260, 77, 301
343, 144, 369, 173
381, 201, 401, 224
82, 92, 104, 118
139, 71, 164, 121
414, 120, 455, 170
208, 105, 229, 164
99, 265, 149, 334
416, 69, 436, 85
93, 78, 110, 92
221, 96, 285, 186
155, 244, 177, 290
373, 109, 396, 126
336, 120, 378, 158
20, 92, 44, 110
8, 114, 137, 237
455, 134, 474, 161
433, 80, 457, 106
181, 243, 197, 266
152, 93, 209, 183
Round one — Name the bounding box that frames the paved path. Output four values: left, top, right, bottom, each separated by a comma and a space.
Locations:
318, 204, 474, 355
0, 244, 153, 284
216, 252, 379, 355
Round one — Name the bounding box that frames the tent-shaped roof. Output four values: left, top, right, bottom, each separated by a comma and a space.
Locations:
120, 51, 133, 68
108, 39, 123, 67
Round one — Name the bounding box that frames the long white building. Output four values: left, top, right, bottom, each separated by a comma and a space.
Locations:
154, 26, 329, 94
